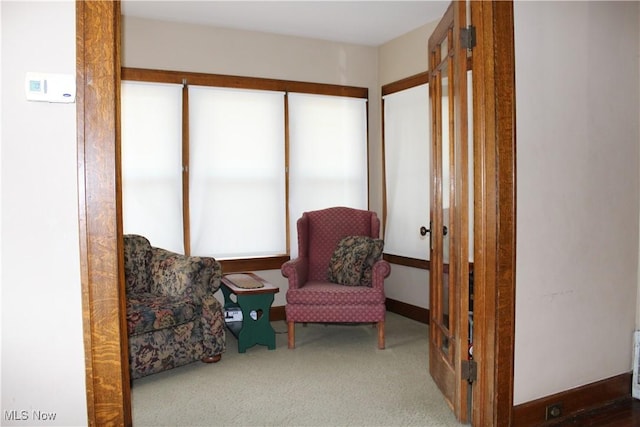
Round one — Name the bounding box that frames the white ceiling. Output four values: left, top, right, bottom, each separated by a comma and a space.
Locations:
121, 1, 450, 46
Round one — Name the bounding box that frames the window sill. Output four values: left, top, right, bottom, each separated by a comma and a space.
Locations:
219, 255, 290, 273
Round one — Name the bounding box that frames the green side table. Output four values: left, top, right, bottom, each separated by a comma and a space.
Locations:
221, 273, 279, 353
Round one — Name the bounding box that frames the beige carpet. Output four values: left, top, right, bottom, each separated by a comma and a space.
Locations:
131, 312, 462, 426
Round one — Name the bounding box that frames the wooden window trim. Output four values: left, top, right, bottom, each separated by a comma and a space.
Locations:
182, 84, 191, 255
121, 67, 368, 99
381, 71, 429, 97
219, 255, 290, 274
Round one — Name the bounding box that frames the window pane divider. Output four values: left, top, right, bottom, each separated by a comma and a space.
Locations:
182, 83, 191, 255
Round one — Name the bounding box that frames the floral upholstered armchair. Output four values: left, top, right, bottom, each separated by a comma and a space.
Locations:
281, 207, 391, 350
124, 234, 226, 379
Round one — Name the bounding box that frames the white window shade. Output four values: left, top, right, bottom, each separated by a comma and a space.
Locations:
383, 84, 430, 260
188, 86, 286, 258
121, 81, 184, 253
288, 93, 368, 258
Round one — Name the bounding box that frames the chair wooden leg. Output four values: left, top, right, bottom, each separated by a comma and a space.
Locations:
377, 321, 385, 350
288, 321, 295, 349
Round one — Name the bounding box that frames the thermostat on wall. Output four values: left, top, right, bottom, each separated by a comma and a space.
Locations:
25, 72, 76, 103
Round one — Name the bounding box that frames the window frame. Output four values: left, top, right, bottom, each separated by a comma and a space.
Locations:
121, 67, 369, 272
381, 72, 431, 270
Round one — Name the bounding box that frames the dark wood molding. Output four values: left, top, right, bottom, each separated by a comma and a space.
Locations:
383, 253, 430, 270
385, 299, 429, 324
121, 67, 368, 99
270, 305, 286, 322
491, 2, 517, 425
381, 71, 429, 96
383, 253, 474, 274
77, 1, 131, 425
513, 372, 632, 426
220, 256, 290, 274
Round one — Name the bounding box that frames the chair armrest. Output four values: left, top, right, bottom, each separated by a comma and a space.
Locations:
371, 259, 391, 290
281, 257, 309, 290
150, 247, 222, 300
200, 257, 223, 295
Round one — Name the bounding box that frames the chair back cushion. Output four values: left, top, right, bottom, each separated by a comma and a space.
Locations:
124, 234, 153, 294
150, 250, 209, 299
300, 207, 380, 282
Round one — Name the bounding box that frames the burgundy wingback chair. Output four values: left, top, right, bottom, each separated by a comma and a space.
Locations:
281, 206, 391, 349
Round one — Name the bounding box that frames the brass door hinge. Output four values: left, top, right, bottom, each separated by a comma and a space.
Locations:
462, 359, 477, 383
461, 26, 477, 50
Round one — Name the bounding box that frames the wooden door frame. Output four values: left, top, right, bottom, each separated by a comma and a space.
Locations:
77, 1, 132, 425
471, 1, 516, 426
76, 1, 515, 425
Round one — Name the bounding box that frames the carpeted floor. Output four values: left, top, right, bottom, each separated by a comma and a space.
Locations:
131, 312, 462, 426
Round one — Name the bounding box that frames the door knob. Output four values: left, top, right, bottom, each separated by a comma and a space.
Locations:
421, 225, 447, 236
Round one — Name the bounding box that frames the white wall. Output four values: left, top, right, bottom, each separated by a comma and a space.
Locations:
1, 1, 88, 426
513, 1, 640, 404
378, 22, 435, 86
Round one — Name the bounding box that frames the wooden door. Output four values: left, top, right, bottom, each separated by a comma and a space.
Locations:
428, 1, 472, 422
